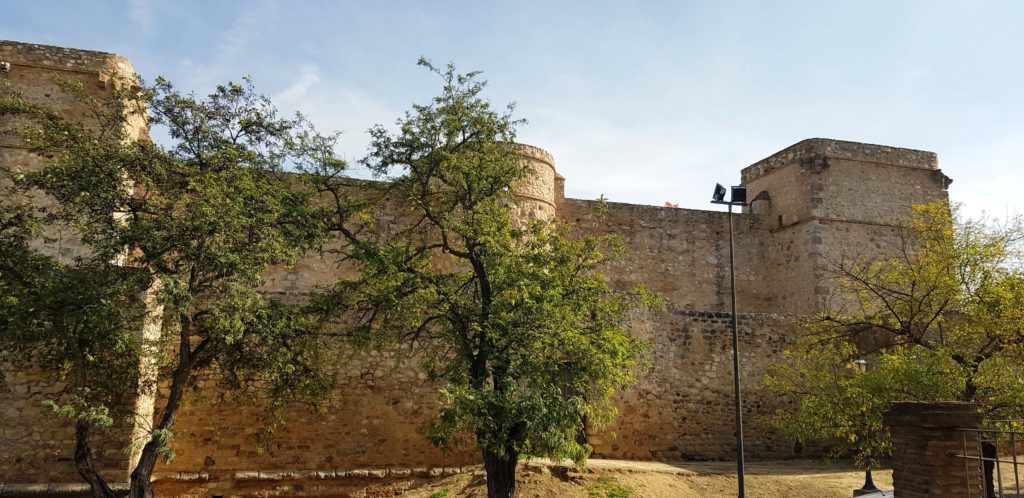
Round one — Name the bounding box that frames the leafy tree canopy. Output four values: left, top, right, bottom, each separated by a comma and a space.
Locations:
764, 201, 1024, 468
0, 75, 343, 498
312, 60, 656, 498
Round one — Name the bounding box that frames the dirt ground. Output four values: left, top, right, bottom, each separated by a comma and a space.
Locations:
399, 459, 893, 498
155, 459, 893, 497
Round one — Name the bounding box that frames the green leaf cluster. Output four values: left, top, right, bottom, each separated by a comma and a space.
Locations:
588, 475, 632, 498
764, 201, 1024, 467
316, 61, 651, 476
1, 74, 343, 494
0, 179, 146, 425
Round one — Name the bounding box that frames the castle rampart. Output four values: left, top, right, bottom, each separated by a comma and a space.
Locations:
0, 40, 952, 495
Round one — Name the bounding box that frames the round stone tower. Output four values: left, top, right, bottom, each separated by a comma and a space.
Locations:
509, 143, 559, 221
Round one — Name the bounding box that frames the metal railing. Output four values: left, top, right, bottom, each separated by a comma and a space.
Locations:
951, 424, 1024, 498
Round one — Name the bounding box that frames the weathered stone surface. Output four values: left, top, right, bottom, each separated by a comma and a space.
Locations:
0, 39, 147, 487
590, 310, 806, 460
0, 39, 952, 496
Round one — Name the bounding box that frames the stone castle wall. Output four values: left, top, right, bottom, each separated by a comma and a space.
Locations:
0, 40, 952, 493
157, 341, 479, 477
0, 41, 152, 487
589, 309, 803, 461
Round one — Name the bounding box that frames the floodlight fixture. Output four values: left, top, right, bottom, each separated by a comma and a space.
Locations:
712, 184, 747, 206
712, 183, 727, 203
730, 186, 747, 205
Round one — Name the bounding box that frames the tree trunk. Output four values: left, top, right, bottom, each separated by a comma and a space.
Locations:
483, 449, 518, 498
126, 329, 199, 498
74, 419, 120, 498
126, 368, 188, 498
127, 441, 159, 498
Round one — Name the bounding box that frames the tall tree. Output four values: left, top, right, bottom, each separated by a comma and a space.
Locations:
763, 201, 1024, 467
312, 60, 654, 498
0, 76, 341, 497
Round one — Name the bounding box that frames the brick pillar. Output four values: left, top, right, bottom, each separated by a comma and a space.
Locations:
884, 401, 983, 498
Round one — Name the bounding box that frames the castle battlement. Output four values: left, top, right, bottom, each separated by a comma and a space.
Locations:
741, 137, 940, 184
0, 39, 135, 78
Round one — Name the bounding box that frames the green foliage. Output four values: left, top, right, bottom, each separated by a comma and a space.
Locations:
0, 74, 344, 489
429, 487, 452, 498
764, 201, 1024, 467
152, 428, 176, 463
315, 61, 650, 484
594, 194, 609, 218
0, 174, 148, 423
588, 475, 631, 498
0, 196, 46, 379
763, 337, 963, 468
43, 394, 115, 428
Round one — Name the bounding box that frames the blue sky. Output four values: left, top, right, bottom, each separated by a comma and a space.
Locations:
4, 1, 1023, 220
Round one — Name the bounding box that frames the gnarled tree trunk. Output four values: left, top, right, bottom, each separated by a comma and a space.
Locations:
126, 329, 198, 498
483, 449, 518, 498
127, 440, 160, 498
74, 419, 120, 498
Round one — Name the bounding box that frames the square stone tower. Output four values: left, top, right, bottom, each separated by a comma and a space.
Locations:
740, 138, 951, 314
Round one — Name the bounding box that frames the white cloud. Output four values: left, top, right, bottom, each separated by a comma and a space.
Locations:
272, 65, 321, 107
128, 0, 154, 32
265, 66, 401, 174
943, 128, 1024, 222
216, 0, 278, 61
517, 107, 770, 209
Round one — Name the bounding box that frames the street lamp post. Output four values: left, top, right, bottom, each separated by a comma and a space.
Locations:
853, 358, 880, 497
711, 183, 747, 498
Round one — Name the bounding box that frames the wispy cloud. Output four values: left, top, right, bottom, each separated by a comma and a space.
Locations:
273, 65, 321, 107
11, 0, 1020, 220
128, 0, 154, 32
216, 0, 278, 61
165, 0, 282, 97
268, 64, 400, 174
943, 126, 1024, 222
521, 108, 768, 208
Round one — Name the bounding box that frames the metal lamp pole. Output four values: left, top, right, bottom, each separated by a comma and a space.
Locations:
853, 359, 880, 497
712, 183, 747, 498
